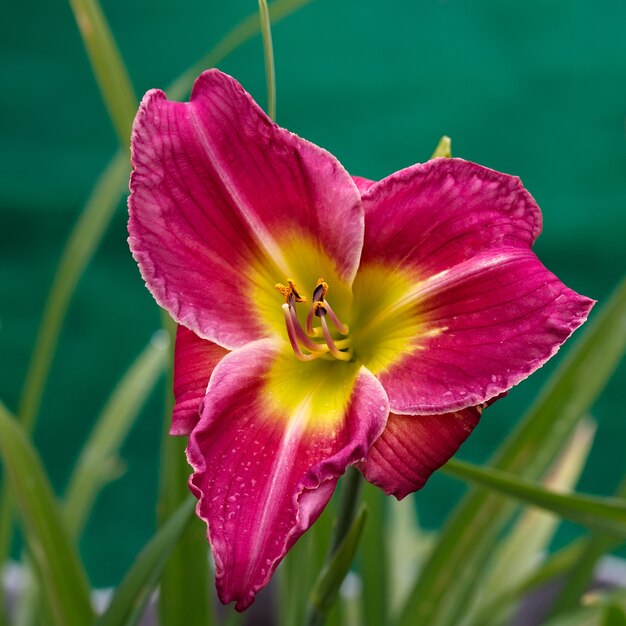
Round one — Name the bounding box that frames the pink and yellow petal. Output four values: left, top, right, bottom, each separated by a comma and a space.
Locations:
128, 69, 363, 349
171, 325, 229, 436
187, 339, 389, 610
360, 406, 483, 499
362, 249, 593, 414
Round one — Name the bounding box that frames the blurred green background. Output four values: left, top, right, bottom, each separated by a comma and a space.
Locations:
1, 0, 625, 588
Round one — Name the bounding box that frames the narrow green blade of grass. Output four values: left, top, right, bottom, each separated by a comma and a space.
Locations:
16, 153, 129, 437
305, 505, 369, 626
551, 475, 626, 618
387, 496, 431, 618
471, 539, 590, 623
468, 419, 596, 626
442, 459, 626, 537
68, 0, 138, 146
14, 334, 169, 626
64, 331, 169, 537
278, 493, 336, 626
360, 482, 388, 626
0, 402, 93, 626
396, 276, 626, 626
258, 0, 276, 120
167, 0, 314, 101
157, 435, 214, 626
95, 496, 196, 626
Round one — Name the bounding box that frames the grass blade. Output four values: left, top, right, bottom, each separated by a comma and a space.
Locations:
167, 0, 314, 101
68, 0, 138, 146
387, 496, 431, 618
64, 332, 169, 537
443, 458, 626, 537
306, 504, 369, 625
360, 481, 388, 626
468, 419, 596, 625
95, 496, 196, 626
258, 0, 276, 120
0, 402, 93, 626
396, 276, 626, 626
551, 475, 626, 617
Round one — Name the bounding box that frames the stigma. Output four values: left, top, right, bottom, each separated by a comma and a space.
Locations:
275, 278, 351, 362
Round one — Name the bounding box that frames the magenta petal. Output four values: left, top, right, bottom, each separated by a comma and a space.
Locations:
352, 175, 376, 193
378, 249, 594, 414
361, 158, 543, 274
171, 325, 228, 436
360, 406, 483, 499
128, 69, 363, 349
187, 339, 389, 610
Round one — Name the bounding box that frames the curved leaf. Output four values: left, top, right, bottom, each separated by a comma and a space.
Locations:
0, 402, 92, 626
95, 496, 196, 626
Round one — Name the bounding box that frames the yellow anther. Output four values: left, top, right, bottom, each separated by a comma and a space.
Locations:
274, 279, 307, 303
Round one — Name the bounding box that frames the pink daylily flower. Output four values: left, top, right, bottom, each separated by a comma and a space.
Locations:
128, 69, 594, 610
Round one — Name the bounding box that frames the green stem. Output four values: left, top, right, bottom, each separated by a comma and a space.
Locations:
305, 467, 363, 626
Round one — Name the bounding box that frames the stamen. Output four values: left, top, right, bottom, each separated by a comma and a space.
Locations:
322, 300, 349, 335
274, 279, 307, 303
320, 316, 352, 362
288, 305, 327, 353
312, 277, 328, 302
282, 304, 318, 362
305, 307, 320, 337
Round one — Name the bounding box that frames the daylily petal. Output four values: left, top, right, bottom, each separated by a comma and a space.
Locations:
351, 157, 593, 413
362, 249, 594, 414
187, 339, 389, 610
128, 69, 363, 349
352, 175, 376, 193
360, 402, 497, 499
360, 157, 542, 273
171, 325, 228, 436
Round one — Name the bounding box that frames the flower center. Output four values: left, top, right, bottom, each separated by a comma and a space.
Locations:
275, 277, 352, 362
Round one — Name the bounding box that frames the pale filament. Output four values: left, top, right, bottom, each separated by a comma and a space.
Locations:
319, 315, 352, 361
282, 304, 318, 362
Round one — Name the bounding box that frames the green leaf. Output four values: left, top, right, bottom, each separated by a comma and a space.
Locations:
551, 474, 626, 617
95, 496, 196, 626
306, 505, 369, 624
443, 458, 626, 536
603, 605, 626, 626
67, 0, 138, 146
64, 332, 168, 537
258, 0, 277, 120
0, 402, 93, 626
360, 482, 388, 626
387, 496, 432, 618
469, 419, 596, 626
0, 155, 130, 608
470, 539, 592, 623
430, 135, 452, 159
396, 276, 626, 626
